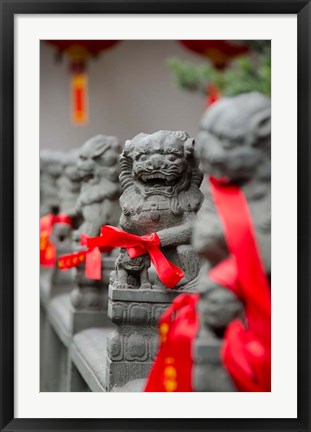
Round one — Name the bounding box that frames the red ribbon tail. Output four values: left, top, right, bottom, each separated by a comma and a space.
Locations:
85, 247, 102, 280
87, 225, 185, 289
54, 213, 74, 226
148, 247, 184, 289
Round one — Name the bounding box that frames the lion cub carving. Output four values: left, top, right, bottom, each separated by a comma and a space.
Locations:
116, 130, 204, 290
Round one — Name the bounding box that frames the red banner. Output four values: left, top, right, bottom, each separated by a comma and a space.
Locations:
145, 293, 199, 392
40, 213, 73, 267
58, 234, 102, 280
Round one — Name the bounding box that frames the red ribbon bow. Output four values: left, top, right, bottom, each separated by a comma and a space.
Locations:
58, 234, 104, 280
87, 225, 184, 289
40, 213, 73, 267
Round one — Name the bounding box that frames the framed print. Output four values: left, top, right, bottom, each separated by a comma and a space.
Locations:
0, 0, 310, 431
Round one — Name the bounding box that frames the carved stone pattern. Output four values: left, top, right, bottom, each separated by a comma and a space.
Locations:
107, 327, 159, 363
108, 300, 168, 327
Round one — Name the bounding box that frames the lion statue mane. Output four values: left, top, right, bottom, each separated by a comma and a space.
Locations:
119, 130, 203, 218
75, 134, 122, 238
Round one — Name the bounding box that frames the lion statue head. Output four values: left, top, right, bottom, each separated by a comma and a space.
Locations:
193, 92, 271, 263
120, 130, 203, 216
196, 92, 271, 182
77, 134, 122, 209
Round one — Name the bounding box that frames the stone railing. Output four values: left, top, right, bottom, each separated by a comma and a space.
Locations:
40, 93, 271, 392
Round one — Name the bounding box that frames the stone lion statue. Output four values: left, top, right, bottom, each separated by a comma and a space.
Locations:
192, 91, 271, 391
193, 91, 271, 272
75, 135, 122, 238
57, 149, 81, 217
40, 150, 63, 216
51, 150, 81, 259
71, 135, 122, 312
117, 130, 204, 290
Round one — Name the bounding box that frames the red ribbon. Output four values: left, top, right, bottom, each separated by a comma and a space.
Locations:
58, 234, 103, 280
40, 213, 73, 267
206, 82, 221, 107
87, 225, 184, 289
53, 214, 74, 225
145, 293, 199, 392
209, 177, 271, 392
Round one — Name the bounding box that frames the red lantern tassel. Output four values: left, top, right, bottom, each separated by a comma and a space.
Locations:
71, 72, 88, 124
206, 82, 221, 107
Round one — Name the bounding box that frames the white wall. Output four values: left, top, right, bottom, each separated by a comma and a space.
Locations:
40, 40, 205, 150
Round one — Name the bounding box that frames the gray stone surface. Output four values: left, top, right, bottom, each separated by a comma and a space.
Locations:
111, 379, 146, 392
40, 304, 69, 392
108, 285, 183, 303
192, 92, 271, 392
71, 328, 114, 392
57, 149, 81, 216
40, 268, 54, 309
47, 292, 72, 346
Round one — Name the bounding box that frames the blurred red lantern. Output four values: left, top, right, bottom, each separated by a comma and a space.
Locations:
179, 40, 249, 70
46, 40, 120, 124
179, 40, 249, 107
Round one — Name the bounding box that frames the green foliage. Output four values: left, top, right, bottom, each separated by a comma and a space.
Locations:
167, 46, 271, 98
236, 40, 271, 55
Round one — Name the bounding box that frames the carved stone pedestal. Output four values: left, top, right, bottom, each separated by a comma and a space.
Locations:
67, 256, 116, 391
105, 284, 180, 391
70, 256, 115, 333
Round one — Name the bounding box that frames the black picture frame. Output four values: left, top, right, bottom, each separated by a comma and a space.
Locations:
0, 1, 310, 431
